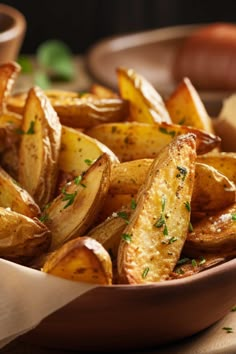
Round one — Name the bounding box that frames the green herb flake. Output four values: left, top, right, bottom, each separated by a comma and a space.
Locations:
16, 121, 35, 135
189, 222, 194, 233
142, 267, 150, 279
199, 256, 206, 265
191, 259, 197, 267
62, 190, 78, 209
222, 327, 233, 333
121, 233, 132, 243
74, 175, 86, 188
163, 224, 169, 236
39, 213, 49, 223
232, 214, 236, 221
176, 166, 188, 181
168, 236, 177, 244
184, 201, 191, 212
153, 215, 165, 228
161, 196, 166, 212
175, 268, 185, 275
131, 198, 137, 210
231, 306, 236, 312
117, 211, 129, 224
84, 159, 93, 166
177, 257, 190, 265
159, 127, 176, 138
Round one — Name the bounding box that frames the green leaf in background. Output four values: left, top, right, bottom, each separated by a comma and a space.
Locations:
17, 55, 33, 73
34, 70, 51, 89
36, 40, 75, 81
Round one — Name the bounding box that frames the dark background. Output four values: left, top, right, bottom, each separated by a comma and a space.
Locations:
3, 0, 236, 54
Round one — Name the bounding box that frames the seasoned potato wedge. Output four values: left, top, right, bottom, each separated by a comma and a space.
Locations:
90, 83, 118, 99
184, 203, 236, 257
0, 112, 22, 152
0, 167, 40, 217
117, 67, 171, 124
86, 122, 220, 161
192, 162, 235, 212
0, 207, 51, 263
44, 153, 111, 250
59, 125, 119, 176
43, 236, 112, 285
8, 92, 129, 128
197, 152, 236, 185
118, 134, 197, 284
18, 86, 62, 208
165, 77, 214, 133
0, 61, 20, 113
170, 254, 228, 279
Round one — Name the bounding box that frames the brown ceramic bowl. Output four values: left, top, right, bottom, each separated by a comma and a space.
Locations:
23, 257, 236, 352
0, 4, 26, 63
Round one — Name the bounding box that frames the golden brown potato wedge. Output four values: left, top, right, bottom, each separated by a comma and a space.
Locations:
42, 236, 112, 285
8, 91, 129, 128
18, 86, 62, 208
197, 152, 236, 185
165, 77, 214, 133
0, 61, 20, 113
0, 112, 22, 152
192, 162, 235, 212
44, 153, 111, 251
117, 67, 171, 124
59, 125, 119, 176
170, 254, 228, 279
0, 207, 51, 263
184, 203, 236, 257
118, 133, 197, 284
86, 122, 220, 161
0, 167, 40, 217
90, 83, 118, 99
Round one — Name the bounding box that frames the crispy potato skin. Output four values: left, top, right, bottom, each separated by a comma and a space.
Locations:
0, 207, 51, 263
0, 62, 20, 113
45, 154, 111, 251
18, 86, 62, 208
118, 134, 197, 284
184, 203, 236, 257
86, 122, 220, 161
43, 236, 112, 285
117, 67, 171, 124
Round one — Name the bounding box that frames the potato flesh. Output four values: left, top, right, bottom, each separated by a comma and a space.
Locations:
18, 86, 62, 208
117, 67, 171, 124
43, 236, 112, 285
86, 122, 220, 162
118, 134, 196, 284
45, 154, 111, 251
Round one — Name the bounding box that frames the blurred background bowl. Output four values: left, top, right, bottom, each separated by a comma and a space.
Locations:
0, 3, 26, 63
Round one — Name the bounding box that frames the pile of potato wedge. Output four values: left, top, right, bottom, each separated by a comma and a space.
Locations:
0, 61, 235, 285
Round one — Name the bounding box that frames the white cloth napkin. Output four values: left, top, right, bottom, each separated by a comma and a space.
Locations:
0, 258, 97, 349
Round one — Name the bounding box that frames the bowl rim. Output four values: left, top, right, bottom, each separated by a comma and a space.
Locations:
0, 3, 26, 42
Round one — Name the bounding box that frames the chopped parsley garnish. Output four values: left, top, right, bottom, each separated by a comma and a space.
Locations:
231, 306, 236, 312
39, 213, 49, 223
176, 166, 188, 181
62, 190, 78, 209
199, 256, 206, 265
189, 222, 194, 233
16, 120, 35, 135
159, 127, 176, 138
117, 211, 129, 224
177, 257, 190, 265
74, 175, 86, 188
232, 214, 236, 221
163, 224, 169, 236
191, 259, 197, 267
121, 233, 132, 243
153, 215, 165, 228
222, 327, 233, 333
175, 268, 185, 274
84, 159, 93, 166
168, 236, 177, 244
161, 195, 166, 212
142, 267, 149, 279
131, 198, 137, 210
184, 201, 191, 212
154, 195, 168, 235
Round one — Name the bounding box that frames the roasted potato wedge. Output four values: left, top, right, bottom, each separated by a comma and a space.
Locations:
0, 167, 40, 217
86, 122, 220, 161
118, 133, 197, 284
184, 203, 236, 257
197, 152, 236, 185
42, 236, 112, 285
8, 92, 129, 128
59, 125, 119, 176
0, 61, 20, 113
44, 153, 111, 251
117, 67, 171, 124
0, 207, 51, 263
18, 86, 62, 208
90, 83, 118, 99
165, 77, 214, 133
0, 112, 22, 152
